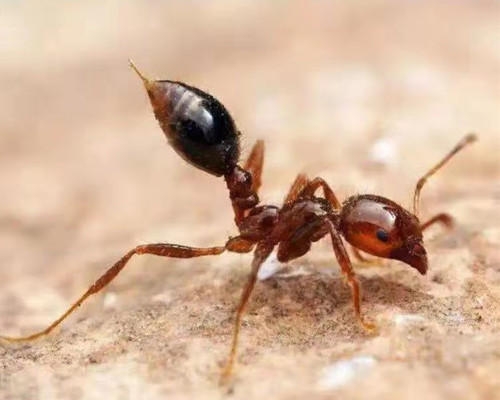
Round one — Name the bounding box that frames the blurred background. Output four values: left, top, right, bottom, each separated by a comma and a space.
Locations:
0, 1, 499, 399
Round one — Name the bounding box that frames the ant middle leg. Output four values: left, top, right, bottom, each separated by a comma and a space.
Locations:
325, 219, 375, 332
220, 243, 273, 384
283, 173, 309, 205
300, 177, 341, 209
0, 243, 225, 343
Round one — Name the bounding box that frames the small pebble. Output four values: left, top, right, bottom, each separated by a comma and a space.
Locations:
319, 355, 377, 389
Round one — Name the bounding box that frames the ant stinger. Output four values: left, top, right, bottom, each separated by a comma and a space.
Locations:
0, 61, 477, 384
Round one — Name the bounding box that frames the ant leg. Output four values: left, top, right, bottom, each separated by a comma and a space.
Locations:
351, 246, 384, 268
226, 236, 255, 253
351, 246, 369, 263
283, 173, 309, 205
420, 213, 454, 232
220, 243, 273, 384
300, 177, 341, 209
0, 243, 225, 343
325, 219, 376, 332
244, 140, 265, 193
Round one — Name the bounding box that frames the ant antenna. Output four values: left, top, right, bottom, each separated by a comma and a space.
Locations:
129, 59, 153, 89
413, 133, 477, 217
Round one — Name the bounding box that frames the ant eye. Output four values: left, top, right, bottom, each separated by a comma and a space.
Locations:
376, 229, 389, 243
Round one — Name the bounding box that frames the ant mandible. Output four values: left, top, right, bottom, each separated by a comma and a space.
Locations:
0, 61, 477, 384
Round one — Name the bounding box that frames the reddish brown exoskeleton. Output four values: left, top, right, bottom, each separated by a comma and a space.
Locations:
0, 62, 477, 383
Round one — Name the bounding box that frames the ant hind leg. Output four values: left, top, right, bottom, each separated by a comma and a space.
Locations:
0, 243, 225, 343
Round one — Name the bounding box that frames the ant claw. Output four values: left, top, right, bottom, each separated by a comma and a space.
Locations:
219, 366, 235, 388
359, 318, 378, 333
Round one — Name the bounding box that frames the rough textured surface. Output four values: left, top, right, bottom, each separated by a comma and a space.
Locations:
0, 1, 499, 399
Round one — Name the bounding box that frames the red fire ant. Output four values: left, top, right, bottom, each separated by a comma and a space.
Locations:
0, 61, 477, 383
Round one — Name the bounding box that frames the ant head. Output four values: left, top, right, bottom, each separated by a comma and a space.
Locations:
340, 195, 427, 274
339, 134, 477, 275
130, 61, 240, 177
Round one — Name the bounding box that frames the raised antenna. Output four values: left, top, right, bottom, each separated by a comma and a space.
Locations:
413, 133, 477, 216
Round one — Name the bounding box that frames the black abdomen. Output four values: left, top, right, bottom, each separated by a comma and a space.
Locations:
146, 79, 241, 176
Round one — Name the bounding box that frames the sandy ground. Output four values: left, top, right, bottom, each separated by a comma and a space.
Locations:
0, 1, 499, 399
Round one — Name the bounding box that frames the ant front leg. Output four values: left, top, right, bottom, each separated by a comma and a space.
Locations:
220, 243, 274, 385
350, 246, 384, 268
325, 219, 376, 332
420, 213, 454, 232
0, 243, 225, 343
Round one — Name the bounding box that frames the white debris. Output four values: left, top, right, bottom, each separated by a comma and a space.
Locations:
400, 65, 447, 96
319, 356, 377, 389
152, 291, 173, 306
258, 251, 282, 280
103, 292, 117, 309
369, 136, 398, 167
393, 313, 426, 327
258, 251, 313, 280
446, 311, 465, 324
275, 266, 312, 279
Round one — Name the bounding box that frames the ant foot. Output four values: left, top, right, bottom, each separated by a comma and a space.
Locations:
219, 362, 235, 388
359, 318, 378, 334
355, 258, 385, 269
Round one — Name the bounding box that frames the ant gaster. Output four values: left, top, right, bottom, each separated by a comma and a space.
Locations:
0, 61, 477, 383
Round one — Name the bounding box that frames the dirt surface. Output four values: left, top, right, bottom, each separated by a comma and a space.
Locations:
0, 1, 499, 399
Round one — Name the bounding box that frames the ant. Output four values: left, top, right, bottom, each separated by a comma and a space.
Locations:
0, 61, 477, 384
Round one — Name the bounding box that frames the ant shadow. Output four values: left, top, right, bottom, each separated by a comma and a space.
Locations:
211, 269, 433, 346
